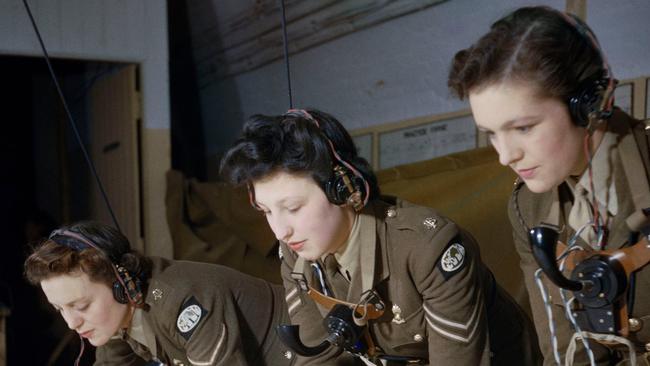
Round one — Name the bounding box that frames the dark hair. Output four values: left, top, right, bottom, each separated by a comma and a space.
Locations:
448, 6, 606, 102
24, 221, 152, 289
220, 109, 379, 202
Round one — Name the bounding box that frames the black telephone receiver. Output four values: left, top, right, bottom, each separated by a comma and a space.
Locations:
529, 226, 583, 291
528, 225, 629, 333
276, 304, 366, 357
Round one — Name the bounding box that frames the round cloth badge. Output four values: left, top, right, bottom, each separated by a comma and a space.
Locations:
441, 243, 465, 272
177, 304, 203, 333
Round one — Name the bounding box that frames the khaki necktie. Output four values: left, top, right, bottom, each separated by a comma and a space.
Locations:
567, 184, 598, 246
324, 254, 349, 299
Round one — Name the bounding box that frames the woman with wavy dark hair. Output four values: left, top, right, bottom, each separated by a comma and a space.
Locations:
220, 108, 541, 365
24, 221, 294, 366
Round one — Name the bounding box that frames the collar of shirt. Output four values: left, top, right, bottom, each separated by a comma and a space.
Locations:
569, 130, 619, 216
114, 307, 157, 361
126, 308, 149, 347
330, 213, 360, 281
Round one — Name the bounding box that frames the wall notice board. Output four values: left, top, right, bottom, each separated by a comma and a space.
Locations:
352, 76, 649, 170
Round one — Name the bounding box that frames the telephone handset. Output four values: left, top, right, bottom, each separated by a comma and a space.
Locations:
528, 224, 650, 335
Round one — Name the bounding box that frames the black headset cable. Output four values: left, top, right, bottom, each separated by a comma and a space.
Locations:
21, 0, 121, 232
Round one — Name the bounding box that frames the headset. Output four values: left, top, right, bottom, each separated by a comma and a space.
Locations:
247, 109, 370, 212
561, 12, 617, 128
48, 228, 144, 306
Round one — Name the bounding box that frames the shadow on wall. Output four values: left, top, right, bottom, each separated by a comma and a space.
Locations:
169, 0, 206, 180
0, 56, 96, 365
168, 0, 246, 180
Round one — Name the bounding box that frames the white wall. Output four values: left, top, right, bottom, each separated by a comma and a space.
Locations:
587, 0, 650, 81
0, 0, 172, 258
0, 0, 169, 130
201, 0, 650, 159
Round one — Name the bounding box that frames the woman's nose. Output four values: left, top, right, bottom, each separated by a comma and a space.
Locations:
269, 216, 292, 242
494, 138, 522, 167
62, 310, 83, 330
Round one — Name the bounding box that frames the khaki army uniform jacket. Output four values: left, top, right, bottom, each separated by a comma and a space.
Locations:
95, 257, 294, 366
508, 110, 650, 365
281, 198, 541, 365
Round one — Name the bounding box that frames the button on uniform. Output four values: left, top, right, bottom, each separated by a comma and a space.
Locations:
386, 208, 397, 218
413, 334, 424, 342
628, 318, 642, 332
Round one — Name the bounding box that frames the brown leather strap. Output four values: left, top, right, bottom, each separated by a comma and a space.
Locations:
362, 328, 378, 358
557, 236, 650, 275
556, 236, 650, 337
306, 286, 384, 320
611, 236, 650, 276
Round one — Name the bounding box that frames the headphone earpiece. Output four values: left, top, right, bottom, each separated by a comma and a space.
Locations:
280, 109, 370, 211
568, 74, 612, 128
324, 165, 365, 211
114, 265, 143, 305
112, 280, 129, 304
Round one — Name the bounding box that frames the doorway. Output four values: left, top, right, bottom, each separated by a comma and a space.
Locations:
0, 55, 141, 365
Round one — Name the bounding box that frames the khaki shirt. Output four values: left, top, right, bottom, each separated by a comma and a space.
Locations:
508, 110, 650, 365
95, 257, 295, 366
281, 198, 541, 365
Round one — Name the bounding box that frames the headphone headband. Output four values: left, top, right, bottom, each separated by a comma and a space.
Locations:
559, 11, 616, 127
285, 109, 319, 126
285, 109, 370, 210
246, 109, 370, 211
49, 229, 100, 251
562, 13, 613, 80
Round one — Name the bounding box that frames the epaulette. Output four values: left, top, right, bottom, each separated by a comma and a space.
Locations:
385, 204, 468, 281
384, 204, 450, 236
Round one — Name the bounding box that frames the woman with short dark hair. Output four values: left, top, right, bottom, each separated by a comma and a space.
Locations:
220, 108, 541, 365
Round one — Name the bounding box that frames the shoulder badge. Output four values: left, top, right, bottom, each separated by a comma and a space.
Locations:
176, 296, 207, 340
388, 204, 448, 234
437, 238, 468, 280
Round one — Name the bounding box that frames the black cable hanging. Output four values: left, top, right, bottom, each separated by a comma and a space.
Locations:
279, 0, 293, 109
22, 0, 121, 232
